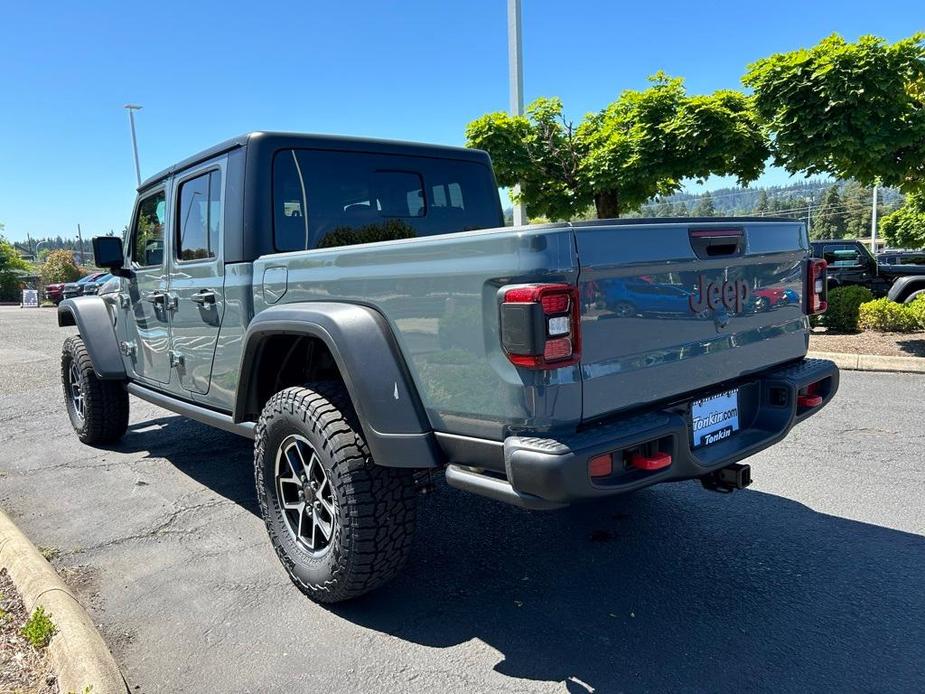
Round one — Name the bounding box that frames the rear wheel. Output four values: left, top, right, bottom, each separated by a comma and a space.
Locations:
254, 383, 417, 603
61, 335, 129, 445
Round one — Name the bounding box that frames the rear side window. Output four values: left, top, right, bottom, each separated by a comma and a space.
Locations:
176, 170, 222, 261
822, 244, 863, 267
131, 190, 167, 267
272, 149, 501, 251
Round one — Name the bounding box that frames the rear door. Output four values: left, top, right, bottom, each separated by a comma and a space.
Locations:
576, 220, 809, 421
167, 163, 226, 395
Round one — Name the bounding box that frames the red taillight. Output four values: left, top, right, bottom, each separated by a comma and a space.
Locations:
806, 258, 828, 315
500, 283, 581, 369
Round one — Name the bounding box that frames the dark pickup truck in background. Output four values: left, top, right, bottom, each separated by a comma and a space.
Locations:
811, 240, 925, 303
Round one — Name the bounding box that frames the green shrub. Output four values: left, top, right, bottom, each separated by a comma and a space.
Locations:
821, 285, 873, 332
908, 293, 925, 327
21, 606, 56, 649
858, 298, 923, 333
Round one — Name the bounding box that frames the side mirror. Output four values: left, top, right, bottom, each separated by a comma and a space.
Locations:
92, 236, 128, 276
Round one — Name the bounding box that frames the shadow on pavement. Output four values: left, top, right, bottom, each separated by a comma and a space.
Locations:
117, 414, 924, 692
119, 415, 260, 516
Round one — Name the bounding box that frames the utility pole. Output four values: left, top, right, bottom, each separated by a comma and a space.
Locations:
806, 193, 813, 238
124, 104, 143, 187
508, 0, 527, 226
870, 184, 879, 253
76, 224, 84, 266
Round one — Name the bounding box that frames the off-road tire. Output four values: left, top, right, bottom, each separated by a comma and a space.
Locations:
61, 335, 129, 445
254, 383, 417, 603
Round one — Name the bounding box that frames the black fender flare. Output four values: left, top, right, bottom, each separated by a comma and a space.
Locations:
57, 297, 126, 380
234, 302, 441, 469
887, 275, 925, 303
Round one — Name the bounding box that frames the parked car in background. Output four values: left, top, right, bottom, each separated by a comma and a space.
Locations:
62, 272, 107, 299
45, 282, 66, 305
810, 239, 925, 302
82, 273, 112, 295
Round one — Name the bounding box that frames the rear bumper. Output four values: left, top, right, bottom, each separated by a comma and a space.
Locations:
445, 358, 839, 509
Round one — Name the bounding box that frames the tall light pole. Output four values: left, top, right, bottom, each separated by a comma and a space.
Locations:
124, 104, 143, 187
508, 0, 527, 226
870, 184, 879, 253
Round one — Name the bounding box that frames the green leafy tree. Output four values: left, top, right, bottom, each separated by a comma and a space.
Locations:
880, 193, 925, 248
692, 191, 716, 216
811, 185, 848, 239
40, 249, 82, 283
466, 74, 768, 220
0, 233, 32, 301
744, 33, 925, 193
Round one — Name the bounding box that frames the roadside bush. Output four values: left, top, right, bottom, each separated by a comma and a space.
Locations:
821, 285, 873, 332
858, 298, 923, 333
907, 293, 925, 327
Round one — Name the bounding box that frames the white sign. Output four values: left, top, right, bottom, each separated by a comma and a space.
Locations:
691, 389, 740, 447
21, 289, 39, 308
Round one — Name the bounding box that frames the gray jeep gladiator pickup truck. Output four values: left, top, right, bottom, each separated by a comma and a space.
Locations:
58, 132, 839, 602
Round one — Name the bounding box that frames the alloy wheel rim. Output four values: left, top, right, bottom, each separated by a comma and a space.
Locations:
275, 434, 337, 554
68, 362, 84, 421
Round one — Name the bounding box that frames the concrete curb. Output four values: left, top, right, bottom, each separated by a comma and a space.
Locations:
0, 510, 127, 694
807, 350, 925, 374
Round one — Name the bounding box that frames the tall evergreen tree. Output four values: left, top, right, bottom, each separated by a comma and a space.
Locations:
692, 191, 716, 217
754, 190, 770, 216
811, 185, 848, 239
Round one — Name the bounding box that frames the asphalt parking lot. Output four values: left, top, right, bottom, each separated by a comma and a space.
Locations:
0, 305, 923, 693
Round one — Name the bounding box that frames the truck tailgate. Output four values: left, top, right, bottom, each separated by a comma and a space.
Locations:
575, 220, 809, 421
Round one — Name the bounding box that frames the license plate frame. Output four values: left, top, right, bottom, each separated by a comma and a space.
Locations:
691, 388, 740, 448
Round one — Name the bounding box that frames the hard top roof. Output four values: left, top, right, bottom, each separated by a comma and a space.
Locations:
138, 131, 489, 191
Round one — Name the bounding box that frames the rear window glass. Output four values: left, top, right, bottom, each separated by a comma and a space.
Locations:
272, 149, 501, 251
822, 245, 863, 267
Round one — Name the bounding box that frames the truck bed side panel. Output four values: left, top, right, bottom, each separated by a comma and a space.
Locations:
253, 225, 580, 440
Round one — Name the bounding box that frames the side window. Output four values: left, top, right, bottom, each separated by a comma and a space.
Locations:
131, 190, 167, 267
176, 170, 222, 261
273, 151, 307, 252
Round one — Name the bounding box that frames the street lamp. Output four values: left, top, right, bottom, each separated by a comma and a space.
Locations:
124, 104, 143, 187
508, 0, 527, 226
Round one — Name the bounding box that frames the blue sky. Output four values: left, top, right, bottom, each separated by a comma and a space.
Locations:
0, 0, 920, 242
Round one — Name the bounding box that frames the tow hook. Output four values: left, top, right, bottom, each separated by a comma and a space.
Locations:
701, 463, 752, 493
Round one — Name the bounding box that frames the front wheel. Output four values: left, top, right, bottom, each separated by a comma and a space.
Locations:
254, 383, 417, 603
61, 335, 129, 445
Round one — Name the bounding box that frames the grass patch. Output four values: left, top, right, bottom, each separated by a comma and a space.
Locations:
21, 605, 56, 648
38, 545, 59, 561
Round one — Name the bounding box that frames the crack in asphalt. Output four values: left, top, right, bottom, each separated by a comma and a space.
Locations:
61, 498, 234, 556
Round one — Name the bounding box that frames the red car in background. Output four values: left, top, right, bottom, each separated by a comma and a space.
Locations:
45, 282, 66, 305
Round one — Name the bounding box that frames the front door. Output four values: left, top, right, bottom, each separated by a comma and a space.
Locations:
168, 165, 225, 395
125, 187, 172, 384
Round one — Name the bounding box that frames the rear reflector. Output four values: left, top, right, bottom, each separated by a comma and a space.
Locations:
588, 453, 613, 478
629, 451, 672, 471
543, 337, 573, 361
